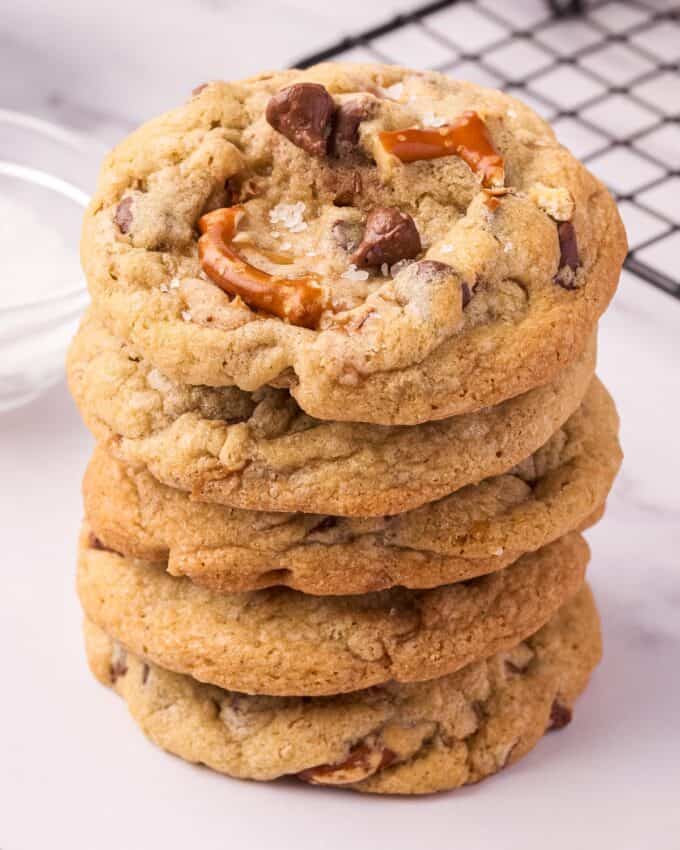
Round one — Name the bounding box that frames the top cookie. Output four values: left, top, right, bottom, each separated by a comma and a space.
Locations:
82, 63, 625, 425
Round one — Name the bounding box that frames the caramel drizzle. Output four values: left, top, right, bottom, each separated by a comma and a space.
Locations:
379, 110, 505, 188
198, 207, 325, 329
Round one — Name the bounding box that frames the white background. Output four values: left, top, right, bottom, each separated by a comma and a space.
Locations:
1, 1, 679, 848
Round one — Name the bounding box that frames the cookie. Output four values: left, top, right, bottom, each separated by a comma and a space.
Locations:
83, 378, 620, 595
77, 525, 588, 696
67, 312, 596, 517
81, 63, 625, 426
83, 584, 601, 794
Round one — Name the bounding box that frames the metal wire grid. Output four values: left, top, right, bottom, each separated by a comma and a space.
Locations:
296, 0, 680, 299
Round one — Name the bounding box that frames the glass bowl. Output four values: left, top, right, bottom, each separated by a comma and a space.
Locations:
0, 110, 105, 412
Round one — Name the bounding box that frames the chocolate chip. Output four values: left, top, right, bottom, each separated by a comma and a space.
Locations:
114, 196, 133, 234
555, 221, 580, 289
461, 282, 472, 308
332, 220, 363, 253
351, 207, 422, 269
330, 100, 371, 157
265, 83, 335, 157
548, 699, 572, 731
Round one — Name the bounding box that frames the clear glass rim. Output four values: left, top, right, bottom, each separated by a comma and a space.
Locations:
0, 110, 104, 311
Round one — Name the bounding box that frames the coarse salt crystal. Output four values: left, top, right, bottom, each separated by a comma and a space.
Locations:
269, 202, 308, 233
504, 242, 513, 253
341, 264, 370, 282
381, 262, 390, 277
440, 244, 454, 254
390, 259, 414, 276
169, 277, 180, 290
181, 310, 193, 322
422, 111, 447, 128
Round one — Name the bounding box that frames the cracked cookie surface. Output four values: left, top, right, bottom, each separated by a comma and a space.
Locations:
82, 63, 625, 426
83, 585, 601, 794
68, 312, 596, 516
83, 379, 620, 595
77, 525, 588, 696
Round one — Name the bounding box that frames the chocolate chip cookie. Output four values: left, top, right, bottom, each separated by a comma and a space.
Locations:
81, 63, 625, 425
77, 525, 588, 697
83, 585, 601, 794
68, 312, 596, 517
83, 378, 620, 595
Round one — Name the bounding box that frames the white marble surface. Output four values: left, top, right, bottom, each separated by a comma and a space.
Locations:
1, 2, 680, 849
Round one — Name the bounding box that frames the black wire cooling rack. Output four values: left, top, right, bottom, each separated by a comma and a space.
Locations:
295, 0, 680, 300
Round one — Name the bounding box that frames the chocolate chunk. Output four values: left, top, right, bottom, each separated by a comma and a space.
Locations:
114, 196, 133, 234
461, 282, 472, 308
351, 207, 422, 269
548, 699, 572, 731
555, 221, 580, 289
331, 100, 371, 157
265, 83, 335, 157
332, 220, 363, 253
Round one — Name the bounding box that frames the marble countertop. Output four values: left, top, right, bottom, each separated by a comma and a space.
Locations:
1, 2, 679, 849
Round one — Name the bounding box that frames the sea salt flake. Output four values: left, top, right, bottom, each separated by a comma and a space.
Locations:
159, 283, 169, 293
381, 262, 390, 277
280, 241, 292, 251
169, 277, 181, 290
440, 244, 454, 254
269, 202, 307, 233
341, 264, 370, 282
390, 259, 414, 276
503, 242, 513, 253
422, 111, 447, 128
181, 310, 193, 322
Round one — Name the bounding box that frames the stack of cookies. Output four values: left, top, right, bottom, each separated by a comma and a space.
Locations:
68, 63, 625, 795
